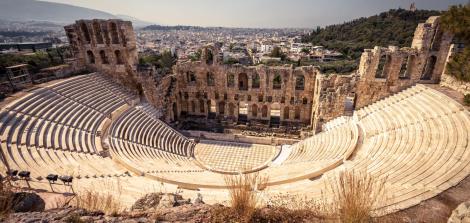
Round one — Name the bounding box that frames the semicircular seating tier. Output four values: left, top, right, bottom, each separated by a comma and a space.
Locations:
0, 73, 170, 206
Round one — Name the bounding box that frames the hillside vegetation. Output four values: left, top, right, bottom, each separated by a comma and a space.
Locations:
302, 9, 441, 59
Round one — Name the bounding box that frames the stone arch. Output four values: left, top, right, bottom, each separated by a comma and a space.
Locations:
252, 104, 258, 117
191, 101, 196, 113
86, 50, 95, 64
227, 73, 235, 87
252, 73, 260, 88
206, 49, 214, 65
110, 22, 120, 44
399, 55, 411, 79
273, 73, 282, 89
228, 103, 235, 116
295, 75, 305, 90
80, 22, 91, 43
283, 106, 290, 120
218, 101, 225, 115
199, 99, 205, 113
270, 103, 281, 118
421, 55, 437, 80
115, 50, 124, 64
187, 71, 196, 83
262, 105, 268, 118
207, 72, 215, 86
375, 54, 388, 78
99, 50, 109, 64
295, 106, 301, 120
238, 73, 248, 90
92, 21, 104, 44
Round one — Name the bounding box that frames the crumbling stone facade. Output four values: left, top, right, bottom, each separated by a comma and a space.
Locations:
63, 15, 455, 134
171, 56, 317, 128
64, 19, 140, 90
355, 16, 453, 108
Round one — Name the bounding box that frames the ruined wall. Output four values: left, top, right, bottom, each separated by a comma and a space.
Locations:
440, 44, 470, 95
64, 19, 140, 91
355, 16, 453, 108
311, 74, 358, 132
171, 60, 318, 127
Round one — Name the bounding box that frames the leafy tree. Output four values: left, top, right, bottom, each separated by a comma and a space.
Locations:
301, 48, 310, 54
441, 4, 470, 82
159, 50, 176, 69
269, 46, 286, 60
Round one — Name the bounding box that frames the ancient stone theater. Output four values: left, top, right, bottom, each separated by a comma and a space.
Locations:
1, 16, 469, 215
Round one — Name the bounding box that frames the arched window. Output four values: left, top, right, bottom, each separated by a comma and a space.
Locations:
110, 22, 120, 44
421, 56, 437, 80
238, 73, 248, 90
172, 103, 178, 121
375, 54, 389, 78
206, 49, 214, 65
93, 21, 104, 44
207, 72, 215, 86
187, 71, 196, 84
80, 22, 91, 43
227, 74, 235, 87
295, 75, 305, 90
218, 101, 225, 115
115, 50, 123, 64
273, 73, 282, 89
295, 107, 301, 120
99, 50, 109, 64
228, 103, 235, 116
283, 106, 290, 120
86, 50, 95, 64
252, 104, 258, 117
191, 101, 196, 113
303, 98, 308, 104
199, 100, 205, 113
262, 105, 268, 117
252, 73, 260, 88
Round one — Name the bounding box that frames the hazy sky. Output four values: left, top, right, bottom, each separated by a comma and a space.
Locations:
43, 0, 467, 28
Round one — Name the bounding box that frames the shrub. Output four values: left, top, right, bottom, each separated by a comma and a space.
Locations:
464, 94, 470, 106
326, 170, 387, 223
223, 173, 268, 222
70, 180, 123, 215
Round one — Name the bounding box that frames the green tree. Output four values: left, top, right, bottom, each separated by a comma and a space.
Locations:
441, 4, 470, 82
270, 46, 286, 60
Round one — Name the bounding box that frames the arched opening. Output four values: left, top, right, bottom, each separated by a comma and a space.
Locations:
191, 101, 196, 113
99, 50, 109, 64
262, 105, 268, 118
199, 99, 205, 113
80, 22, 91, 43
399, 55, 413, 79
228, 103, 235, 117
205, 49, 214, 65
187, 71, 196, 84
375, 54, 388, 78
295, 75, 305, 90
252, 73, 260, 88
207, 72, 215, 86
208, 100, 216, 119
238, 102, 248, 122
273, 73, 282, 89
227, 74, 235, 87
421, 56, 437, 80
172, 103, 178, 121
86, 50, 95, 64
270, 103, 281, 127
252, 104, 258, 117
218, 101, 225, 115
93, 21, 104, 44
295, 106, 301, 120
238, 73, 248, 90
115, 50, 124, 64
110, 22, 120, 44
283, 106, 290, 120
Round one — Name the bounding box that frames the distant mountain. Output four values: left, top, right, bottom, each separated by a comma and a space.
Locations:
0, 0, 152, 27
116, 15, 153, 28
302, 9, 442, 59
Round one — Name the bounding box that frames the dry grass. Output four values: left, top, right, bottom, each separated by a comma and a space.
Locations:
0, 177, 14, 218
223, 172, 268, 222
325, 170, 387, 223
70, 179, 124, 215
